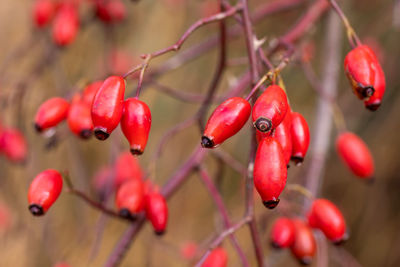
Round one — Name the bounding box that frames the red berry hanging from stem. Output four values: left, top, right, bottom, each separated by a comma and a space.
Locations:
290, 112, 310, 165
34, 97, 70, 132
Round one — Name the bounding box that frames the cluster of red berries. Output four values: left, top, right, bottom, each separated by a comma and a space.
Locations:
270, 199, 346, 265
202, 84, 310, 209
34, 76, 152, 155
33, 0, 126, 46
0, 122, 27, 163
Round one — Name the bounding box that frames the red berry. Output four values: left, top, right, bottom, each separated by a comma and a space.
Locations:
145, 191, 168, 235
52, 3, 79, 46
201, 247, 228, 267
114, 152, 143, 188
35, 97, 70, 132
362, 47, 386, 111
91, 76, 125, 140
344, 45, 377, 100
270, 217, 295, 249
307, 199, 347, 244
0, 128, 28, 163
95, 0, 126, 24
201, 97, 251, 148
254, 137, 287, 209
116, 179, 145, 219
108, 50, 136, 76
82, 80, 103, 106
67, 98, 93, 139
28, 169, 63, 216
121, 98, 152, 155
290, 219, 316, 265
92, 165, 113, 199
272, 107, 292, 165
252, 85, 288, 133
33, 0, 56, 28
180, 241, 198, 260
290, 112, 310, 165
336, 132, 374, 179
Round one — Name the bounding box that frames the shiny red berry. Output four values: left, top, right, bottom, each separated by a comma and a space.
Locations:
33, 0, 56, 28
145, 191, 168, 235
201, 247, 228, 267
67, 98, 93, 139
344, 45, 377, 100
28, 169, 63, 216
290, 112, 310, 165
252, 85, 288, 133
82, 80, 103, 106
336, 132, 374, 179
254, 136, 287, 209
52, 3, 79, 46
201, 97, 251, 148
95, 0, 126, 24
0, 128, 28, 163
273, 107, 292, 165
290, 219, 316, 265
270, 217, 295, 249
307, 199, 347, 244
121, 98, 152, 155
35, 97, 70, 132
114, 152, 143, 188
91, 76, 125, 140
116, 179, 145, 219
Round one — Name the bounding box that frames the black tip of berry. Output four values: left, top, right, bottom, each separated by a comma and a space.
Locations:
119, 208, 134, 219
333, 234, 348, 246
94, 128, 110, 140
201, 136, 214, 148
363, 86, 375, 98
130, 148, 143, 155
263, 199, 280, 209
291, 156, 304, 166
155, 230, 165, 236
365, 102, 381, 111
80, 129, 92, 139
366, 176, 375, 185
29, 204, 44, 216
299, 256, 312, 265
271, 241, 282, 249
34, 123, 42, 133
254, 117, 272, 133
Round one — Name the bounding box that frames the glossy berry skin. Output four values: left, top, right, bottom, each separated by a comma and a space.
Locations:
145, 191, 168, 235
307, 199, 347, 244
336, 132, 374, 179
363, 47, 386, 111
344, 45, 377, 100
116, 179, 145, 219
35, 97, 70, 132
201, 97, 251, 148
290, 219, 316, 265
0, 128, 28, 163
28, 169, 63, 216
273, 107, 292, 165
270, 217, 295, 249
33, 0, 56, 28
52, 4, 79, 46
290, 112, 310, 165
201, 247, 228, 267
252, 85, 288, 133
115, 152, 143, 188
121, 98, 152, 155
67, 99, 93, 139
95, 0, 126, 24
82, 80, 103, 106
254, 137, 287, 209
91, 76, 125, 140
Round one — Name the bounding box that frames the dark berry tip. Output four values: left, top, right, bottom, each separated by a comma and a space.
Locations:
333, 236, 348, 246
29, 204, 44, 216
291, 156, 304, 166
363, 86, 375, 98
201, 136, 214, 148
299, 257, 312, 265
263, 199, 280, 209
155, 230, 165, 236
94, 128, 110, 140
270, 241, 282, 249
119, 208, 134, 220
254, 117, 272, 133
366, 176, 376, 185
365, 102, 381, 111
34, 123, 42, 133
79, 129, 93, 139
130, 148, 143, 156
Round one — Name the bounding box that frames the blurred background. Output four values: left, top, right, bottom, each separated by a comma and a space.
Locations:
0, 0, 399, 266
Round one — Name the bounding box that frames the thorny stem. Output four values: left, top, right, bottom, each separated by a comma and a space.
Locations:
198, 166, 249, 267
